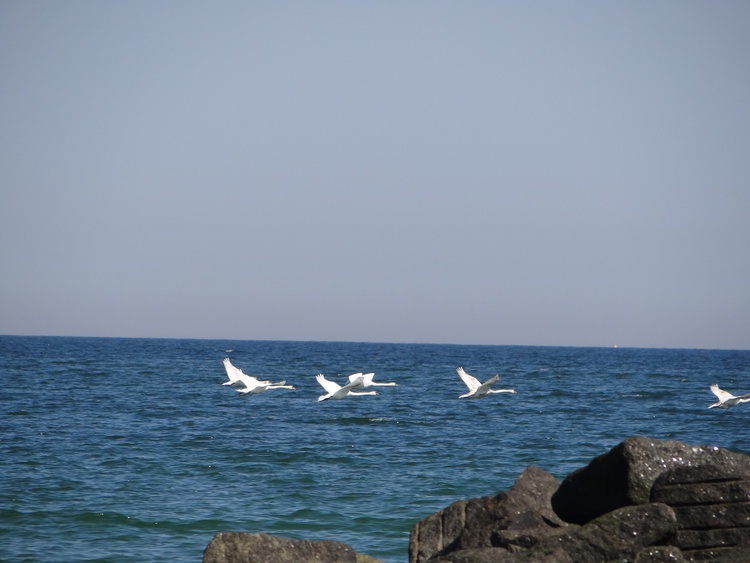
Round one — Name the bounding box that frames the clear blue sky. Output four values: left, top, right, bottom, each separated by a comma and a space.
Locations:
1, 1, 748, 349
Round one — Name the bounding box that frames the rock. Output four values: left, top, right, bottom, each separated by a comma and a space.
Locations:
428, 503, 677, 563
489, 466, 570, 553
426, 546, 513, 563
551, 437, 750, 525
650, 464, 750, 561
547, 503, 676, 563
202, 531, 381, 563
633, 546, 688, 562
409, 466, 567, 563
409, 499, 468, 563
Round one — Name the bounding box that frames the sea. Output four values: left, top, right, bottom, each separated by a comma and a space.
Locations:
1, 336, 749, 562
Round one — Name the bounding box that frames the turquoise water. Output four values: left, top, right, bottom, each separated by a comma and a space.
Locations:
1, 336, 749, 562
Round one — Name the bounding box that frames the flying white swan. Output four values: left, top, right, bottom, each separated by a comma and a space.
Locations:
223, 359, 295, 395
347, 372, 398, 389
235, 370, 296, 395
456, 367, 516, 399
316, 374, 378, 401
708, 384, 750, 409
222, 357, 246, 386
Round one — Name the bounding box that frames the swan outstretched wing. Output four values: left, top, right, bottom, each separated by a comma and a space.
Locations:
342, 375, 364, 391
479, 374, 499, 391
348, 372, 377, 388
457, 367, 480, 391
223, 358, 243, 383
710, 384, 735, 402
346, 372, 364, 385
316, 374, 341, 394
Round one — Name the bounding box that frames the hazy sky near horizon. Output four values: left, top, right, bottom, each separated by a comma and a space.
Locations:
1, 1, 749, 349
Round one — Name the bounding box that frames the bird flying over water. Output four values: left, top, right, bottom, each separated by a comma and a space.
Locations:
222, 357, 245, 386
223, 358, 295, 395
347, 372, 397, 389
316, 374, 378, 401
456, 367, 516, 399
708, 384, 750, 409
234, 370, 295, 395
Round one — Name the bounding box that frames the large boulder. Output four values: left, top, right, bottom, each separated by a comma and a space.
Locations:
202, 532, 382, 563
551, 436, 750, 525
650, 464, 750, 561
409, 466, 568, 563
427, 503, 678, 563
411, 437, 750, 562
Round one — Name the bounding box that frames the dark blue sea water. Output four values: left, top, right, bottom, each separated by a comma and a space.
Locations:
1, 336, 749, 562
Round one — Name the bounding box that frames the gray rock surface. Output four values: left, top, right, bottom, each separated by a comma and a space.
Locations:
633, 545, 688, 562
650, 464, 750, 561
409, 466, 566, 563
551, 436, 750, 525
203, 531, 381, 563
411, 437, 750, 562
428, 503, 677, 563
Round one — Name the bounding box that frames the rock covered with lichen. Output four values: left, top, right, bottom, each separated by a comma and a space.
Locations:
551, 436, 750, 525
410, 437, 750, 562
203, 532, 383, 563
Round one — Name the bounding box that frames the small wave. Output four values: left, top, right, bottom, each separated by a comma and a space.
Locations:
72, 511, 147, 527
0, 509, 148, 530
0, 508, 27, 524
335, 417, 389, 426
69, 511, 233, 534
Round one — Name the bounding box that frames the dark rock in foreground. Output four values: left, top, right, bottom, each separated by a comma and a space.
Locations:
651, 464, 750, 561
411, 437, 750, 562
409, 465, 569, 561
550, 436, 750, 525
426, 503, 678, 563
203, 437, 750, 562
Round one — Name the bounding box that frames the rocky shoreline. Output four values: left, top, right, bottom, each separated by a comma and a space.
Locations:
203, 436, 750, 562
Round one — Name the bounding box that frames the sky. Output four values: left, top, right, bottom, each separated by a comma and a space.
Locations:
1, 1, 749, 349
